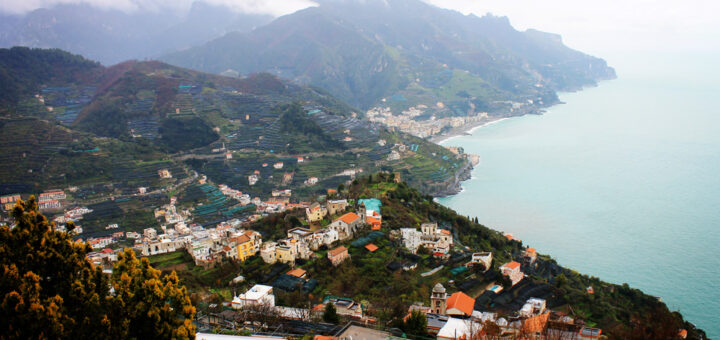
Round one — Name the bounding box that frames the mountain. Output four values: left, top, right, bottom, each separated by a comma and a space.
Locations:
0, 47, 472, 199
163, 0, 615, 114
0, 2, 273, 65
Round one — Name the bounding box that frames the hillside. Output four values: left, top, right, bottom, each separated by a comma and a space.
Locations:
0, 47, 471, 204
163, 0, 615, 115
149, 174, 706, 339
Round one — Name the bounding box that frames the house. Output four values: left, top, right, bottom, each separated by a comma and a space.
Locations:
158, 169, 172, 178
282, 173, 294, 185
321, 297, 363, 319
144, 227, 158, 239
232, 284, 275, 309
248, 175, 258, 186
437, 317, 482, 340
523, 247, 537, 265
276, 244, 295, 264
328, 212, 362, 239
469, 252, 493, 271
328, 246, 350, 266
326, 199, 348, 215
500, 261, 524, 286
445, 292, 475, 318
273, 162, 284, 169
236, 235, 257, 262
39, 190, 66, 201
38, 200, 61, 210
126, 232, 141, 239
367, 216, 381, 230
400, 228, 423, 253
0, 194, 21, 207
305, 177, 319, 185
305, 202, 327, 222
287, 268, 307, 279
519, 298, 546, 317
260, 242, 277, 264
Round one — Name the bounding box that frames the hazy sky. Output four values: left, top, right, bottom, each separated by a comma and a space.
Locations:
2, 0, 718, 56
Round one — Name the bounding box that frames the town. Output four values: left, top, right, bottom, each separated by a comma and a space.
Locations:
0, 171, 612, 340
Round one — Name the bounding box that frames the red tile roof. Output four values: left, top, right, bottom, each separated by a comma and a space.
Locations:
503, 261, 521, 270
446, 291, 475, 316
338, 212, 360, 224
440, 229, 451, 235
287, 268, 307, 278
365, 243, 379, 252
328, 246, 348, 257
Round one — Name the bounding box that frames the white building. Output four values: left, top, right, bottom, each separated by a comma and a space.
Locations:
400, 228, 423, 253
232, 285, 275, 309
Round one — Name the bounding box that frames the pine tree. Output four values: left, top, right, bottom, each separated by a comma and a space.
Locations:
403, 310, 428, 337
0, 197, 196, 339
322, 302, 340, 324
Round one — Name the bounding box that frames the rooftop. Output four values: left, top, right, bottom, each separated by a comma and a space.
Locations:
446, 291, 475, 316
328, 246, 348, 257
238, 284, 273, 301
338, 212, 360, 224
287, 268, 307, 278
364, 243, 379, 252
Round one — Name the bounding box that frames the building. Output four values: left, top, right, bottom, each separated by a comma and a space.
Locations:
276, 244, 295, 264
445, 292, 475, 318
500, 261, 524, 286
0, 194, 21, 209
287, 268, 307, 278
144, 227, 158, 240
400, 228, 423, 253
519, 297, 546, 317
305, 177, 319, 185
231, 285, 275, 309
437, 317, 482, 340
326, 199, 348, 215
236, 235, 256, 262
305, 202, 327, 222
39, 190, 66, 201
328, 246, 350, 266
470, 252, 493, 271
328, 212, 362, 239
431, 283, 448, 314
38, 200, 61, 210
158, 169, 172, 179
523, 247, 538, 265
260, 242, 277, 264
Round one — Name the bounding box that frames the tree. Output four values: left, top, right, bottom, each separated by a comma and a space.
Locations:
0, 197, 196, 339
322, 302, 340, 324
107, 249, 196, 339
403, 310, 427, 337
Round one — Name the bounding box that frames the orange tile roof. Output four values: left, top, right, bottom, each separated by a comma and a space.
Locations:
338, 212, 360, 224
505, 233, 514, 241
440, 229, 451, 235
526, 248, 536, 254
371, 225, 381, 231
327, 189, 337, 194
287, 268, 307, 278
446, 291, 475, 316
328, 246, 347, 257
503, 261, 521, 270
236, 235, 251, 244
314, 336, 337, 340
678, 329, 688, 339
365, 243, 379, 252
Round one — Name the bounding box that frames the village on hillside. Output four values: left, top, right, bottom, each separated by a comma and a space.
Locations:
0, 167, 602, 339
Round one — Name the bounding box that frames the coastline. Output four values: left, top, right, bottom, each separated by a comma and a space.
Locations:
432, 117, 511, 145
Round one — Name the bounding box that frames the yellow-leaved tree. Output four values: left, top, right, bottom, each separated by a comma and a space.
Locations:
0, 197, 196, 339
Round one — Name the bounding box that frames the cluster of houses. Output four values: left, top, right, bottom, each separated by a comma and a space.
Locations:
0, 190, 67, 212
399, 283, 603, 340
399, 222, 453, 257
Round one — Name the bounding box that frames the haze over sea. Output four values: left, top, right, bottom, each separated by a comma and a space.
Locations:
437, 51, 720, 337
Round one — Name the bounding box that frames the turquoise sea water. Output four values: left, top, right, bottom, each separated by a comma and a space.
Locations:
437, 53, 720, 337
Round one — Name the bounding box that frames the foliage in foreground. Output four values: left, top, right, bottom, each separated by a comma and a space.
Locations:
0, 197, 196, 339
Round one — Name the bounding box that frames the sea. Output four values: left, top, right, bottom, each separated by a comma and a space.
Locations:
436, 51, 720, 337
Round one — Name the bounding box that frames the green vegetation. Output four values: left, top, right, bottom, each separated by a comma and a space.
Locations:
159, 117, 219, 152
0, 197, 196, 339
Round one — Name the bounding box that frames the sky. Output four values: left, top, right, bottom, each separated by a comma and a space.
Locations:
1, 0, 718, 57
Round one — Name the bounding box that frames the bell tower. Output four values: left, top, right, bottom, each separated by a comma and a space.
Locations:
431, 283, 447, 314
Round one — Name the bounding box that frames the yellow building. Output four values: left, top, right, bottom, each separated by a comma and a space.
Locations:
305, 202, 327, 222
236, 235, 256, 262
276, 245, 295, 264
